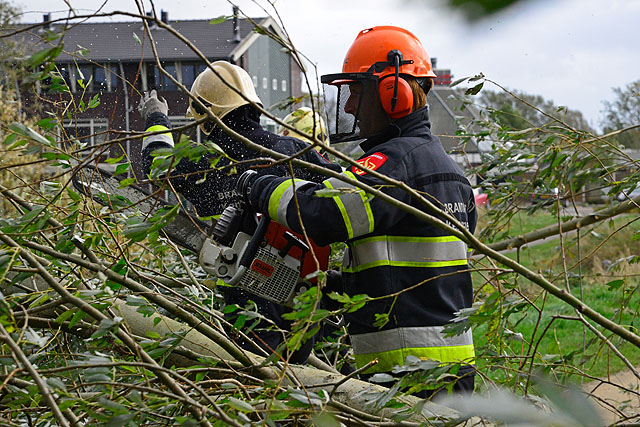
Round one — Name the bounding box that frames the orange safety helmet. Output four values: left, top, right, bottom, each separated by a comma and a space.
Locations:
321, 26, 436, 141
342, 26, 437, 79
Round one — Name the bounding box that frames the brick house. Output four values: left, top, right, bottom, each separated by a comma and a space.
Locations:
14, 10, 304, 177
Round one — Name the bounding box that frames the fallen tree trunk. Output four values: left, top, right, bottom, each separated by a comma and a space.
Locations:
113, 300, 463, 424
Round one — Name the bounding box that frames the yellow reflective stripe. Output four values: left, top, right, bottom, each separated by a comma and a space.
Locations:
353, 235, 463, 245
345, 170, 375, 235
354, 345, 476, 373
143, 125, 173, 142
322, 171, 374, 239
323, 178, 354, 238
343, 235, 469, 273
343, 258, 469, 273
267, 179, 305, 226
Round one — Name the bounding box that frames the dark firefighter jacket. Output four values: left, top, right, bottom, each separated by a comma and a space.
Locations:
248, 107, 477, 373
140, 106, 342, 362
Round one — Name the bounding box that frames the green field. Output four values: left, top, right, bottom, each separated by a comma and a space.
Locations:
472, 209, 640, 382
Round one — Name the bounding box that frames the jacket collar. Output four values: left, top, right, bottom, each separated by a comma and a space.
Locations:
359, 106, 432, 152
209, 106, 262, 140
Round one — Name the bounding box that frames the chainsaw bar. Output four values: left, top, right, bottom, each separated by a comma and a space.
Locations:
72, 166, 211, 253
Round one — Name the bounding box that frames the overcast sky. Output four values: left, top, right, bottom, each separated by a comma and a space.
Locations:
16, 0, 640, 131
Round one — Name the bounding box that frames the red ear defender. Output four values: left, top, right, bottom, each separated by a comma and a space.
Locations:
378, 76, 413, 119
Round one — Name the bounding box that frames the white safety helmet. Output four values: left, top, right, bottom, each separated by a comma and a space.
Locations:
186, 61, 262, 134
278, 107, 329, 152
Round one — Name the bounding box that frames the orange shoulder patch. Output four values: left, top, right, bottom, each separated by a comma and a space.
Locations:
352, 152, 388, 175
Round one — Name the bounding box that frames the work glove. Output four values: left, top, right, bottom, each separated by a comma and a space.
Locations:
138, 89, 168, 122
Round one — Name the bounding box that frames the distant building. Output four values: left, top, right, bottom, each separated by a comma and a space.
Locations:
13, 9, 303, 176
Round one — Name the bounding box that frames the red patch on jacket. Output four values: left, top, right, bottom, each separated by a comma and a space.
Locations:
352, 152, 388, 175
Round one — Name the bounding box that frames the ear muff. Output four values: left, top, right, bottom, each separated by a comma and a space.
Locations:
378, 76, 413, 119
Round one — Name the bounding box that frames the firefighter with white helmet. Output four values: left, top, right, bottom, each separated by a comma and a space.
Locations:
137, 61, 341, 362
239, 26, 477, 397
278, 107, 328, 154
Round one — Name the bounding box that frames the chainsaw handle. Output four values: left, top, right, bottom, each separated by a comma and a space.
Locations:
228, 214, 271, 285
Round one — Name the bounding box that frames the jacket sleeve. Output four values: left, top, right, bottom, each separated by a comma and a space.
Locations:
249, 147, 411, 247
140, 113, 238, 216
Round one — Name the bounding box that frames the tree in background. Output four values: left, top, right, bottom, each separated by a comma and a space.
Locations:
479, 88, 593, 132
601, 79, 640, 149
0, 1, 639, 425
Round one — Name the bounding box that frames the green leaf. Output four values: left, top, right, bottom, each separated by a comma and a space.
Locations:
311, 412, 341, 427
118, 177, 135, 188
36, 118, 57, 130
88, 93, 101, 109
105, 154, 125, 164
606, 279, 624, 290
113, 163, 130, 176
66, 187, 82, 202
90, 317, 123, 339
465, 82, 484, 96
9, 122, 53, 146
132, 32, 141, 45
27, 45, 63, 67
105, 413, 134, 427
55, 308, 76, 324
46, 377, 67, 392
209, 15, 230, 25
450, 76, 469, 87
314, 188, 350, 198
227, 397, 254, 413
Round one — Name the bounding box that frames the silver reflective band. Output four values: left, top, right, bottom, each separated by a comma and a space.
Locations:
324, 176, 372, 238
141, 133, 174, 151
350, 236, 468, 269
351, 326, 473, 355
276, 184, 299, 228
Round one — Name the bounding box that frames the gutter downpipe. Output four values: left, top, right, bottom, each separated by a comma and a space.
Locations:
119, 61, 131, 166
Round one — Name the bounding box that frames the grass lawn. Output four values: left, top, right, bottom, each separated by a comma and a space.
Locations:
473, 208, 640, 382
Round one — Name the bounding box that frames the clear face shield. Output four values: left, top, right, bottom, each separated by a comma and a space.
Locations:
321, 73, 389, 143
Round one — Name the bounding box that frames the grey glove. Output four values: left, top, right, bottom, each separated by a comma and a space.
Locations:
138, 89, 168, 121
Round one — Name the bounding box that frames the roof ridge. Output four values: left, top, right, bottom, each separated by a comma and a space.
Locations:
19, 16, 266, 26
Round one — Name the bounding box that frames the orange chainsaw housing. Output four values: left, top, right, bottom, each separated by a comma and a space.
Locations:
263, 221, 330, 283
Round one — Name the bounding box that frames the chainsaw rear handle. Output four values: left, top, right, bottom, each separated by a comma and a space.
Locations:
228, 213, 271, 285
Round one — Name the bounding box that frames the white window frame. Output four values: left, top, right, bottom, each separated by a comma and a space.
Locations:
62, 118, 109, 158
170, 116, 204, 144
281, 79, 287, 92
69, 63, 117, 93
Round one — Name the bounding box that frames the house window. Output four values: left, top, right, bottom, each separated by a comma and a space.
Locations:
62, 118, 109, 158
154, 62, 178, 91
281, 80, 287, 92
170, 116, 204, 143
252, 76, 258, 88
262, 77, 267, 89
272, 78, 277, 91
181, 63, 206, 90
74, 63, 118, 93
146, 62, 207, 91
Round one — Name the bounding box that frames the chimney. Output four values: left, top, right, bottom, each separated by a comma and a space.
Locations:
145, 11, 158, 30
231, 6, 240, 43
161, 10, 168, 24
431, 57, 438, 69
43, 13, 51, 31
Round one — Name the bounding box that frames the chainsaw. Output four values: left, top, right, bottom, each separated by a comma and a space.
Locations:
72, 166, 329, 306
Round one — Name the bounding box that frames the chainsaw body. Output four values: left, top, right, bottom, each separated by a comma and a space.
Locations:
199, 205, 329, 306
72, 166, 329, 307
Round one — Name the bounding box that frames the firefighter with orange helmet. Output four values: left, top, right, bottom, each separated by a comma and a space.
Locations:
239, 27, 477, 397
